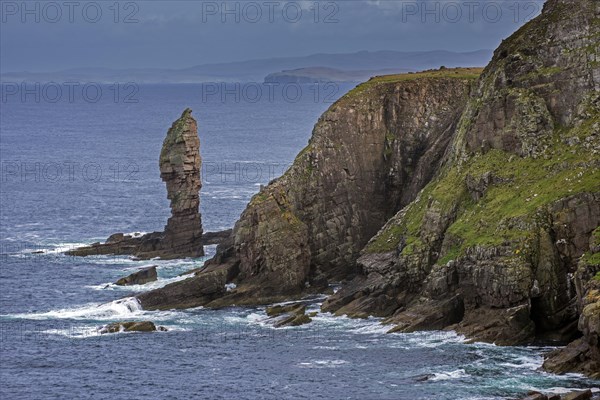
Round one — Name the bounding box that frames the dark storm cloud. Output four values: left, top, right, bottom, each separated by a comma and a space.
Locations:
0, 0, 544, 72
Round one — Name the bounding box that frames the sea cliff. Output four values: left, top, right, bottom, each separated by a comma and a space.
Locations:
99, 0, 599, 378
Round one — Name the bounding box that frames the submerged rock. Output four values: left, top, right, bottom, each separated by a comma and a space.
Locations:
114, 266, 158, 286
266, 303, 306, 317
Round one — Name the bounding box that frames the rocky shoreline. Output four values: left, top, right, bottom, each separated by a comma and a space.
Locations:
517, 390, 596, 400
67, 0, 600, 381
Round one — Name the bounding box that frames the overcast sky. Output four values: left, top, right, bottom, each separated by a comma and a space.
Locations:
0, 0, 544, 72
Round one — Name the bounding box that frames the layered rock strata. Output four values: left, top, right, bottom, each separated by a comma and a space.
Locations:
67, 109, 206, 260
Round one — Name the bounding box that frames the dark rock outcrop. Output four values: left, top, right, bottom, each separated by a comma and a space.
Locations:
67, 109, 206, 260
136, 264, 229, 310
98, 321, 166, 334
201, 229, 232, 246
265, 303, 313, 327
517, 391, 594, 400
114, 266, 158, 286
543, 227, 600, 379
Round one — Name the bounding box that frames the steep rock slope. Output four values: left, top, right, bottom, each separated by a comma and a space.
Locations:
323, 0, 600, 354
137, 69, 480, 308
543, 228, 600, 378
220, 70, 479, 291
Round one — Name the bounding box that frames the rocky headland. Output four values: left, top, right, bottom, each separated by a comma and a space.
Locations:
75, 0, 599, 379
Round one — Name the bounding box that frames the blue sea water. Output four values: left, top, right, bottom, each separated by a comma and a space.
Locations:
0, 83, 598, 399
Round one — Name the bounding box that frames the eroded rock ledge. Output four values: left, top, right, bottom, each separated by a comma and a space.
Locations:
67, 109, 218, 260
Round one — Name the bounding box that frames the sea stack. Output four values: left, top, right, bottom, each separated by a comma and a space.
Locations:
158, 108, 204, 257
66, 109, 205, 259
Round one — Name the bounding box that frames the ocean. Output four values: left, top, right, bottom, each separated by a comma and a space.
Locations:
0, 83, 597, 399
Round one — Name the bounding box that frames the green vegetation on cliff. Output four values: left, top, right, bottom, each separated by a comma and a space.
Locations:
366, 116, 600, 257
346, 67, 482, 99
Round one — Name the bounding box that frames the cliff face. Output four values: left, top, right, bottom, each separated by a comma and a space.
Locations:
214, 70, 479, 297
67, 109, 205, 259
543, 229, 600, 378
137, 0, 599, 377
324, 0, 600, 349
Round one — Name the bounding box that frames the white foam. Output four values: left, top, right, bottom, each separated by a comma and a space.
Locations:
44, 243, 91, 254
392, 330, 468, 349
8, 242, 90, 257
429, 369, 469, 381
297, 359, 348, 368
222, 312, 268, 327
526, 386, 600, 395
87, 274, 194, 292
499, 354, 543, 370
123, 231, 147, 238
41, 326, 102, 339
6, 297, 144, 321
348, 321, 390, 335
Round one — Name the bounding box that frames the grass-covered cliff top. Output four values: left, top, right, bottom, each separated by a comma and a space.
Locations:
369, 67, 483, 83
345, 67, 483, 99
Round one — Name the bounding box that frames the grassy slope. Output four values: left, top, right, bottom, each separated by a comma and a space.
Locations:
365, 116, 600, 261
345, 67, 483, 99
